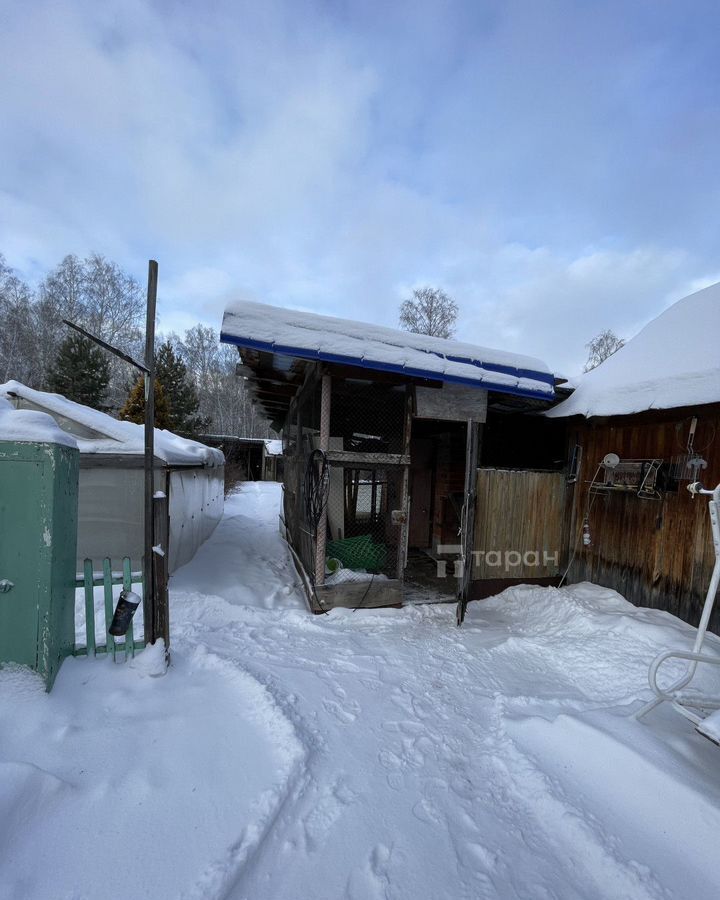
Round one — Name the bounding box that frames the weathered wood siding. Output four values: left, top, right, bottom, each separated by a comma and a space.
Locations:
472, 468, 567, 578
566, 405, 720, 631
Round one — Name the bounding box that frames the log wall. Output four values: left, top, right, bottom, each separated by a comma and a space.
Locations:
566, 405, 720, 631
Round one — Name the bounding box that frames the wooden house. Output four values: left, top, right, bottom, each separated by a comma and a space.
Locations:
546, 282, 720, 632
220, 300, 565, 613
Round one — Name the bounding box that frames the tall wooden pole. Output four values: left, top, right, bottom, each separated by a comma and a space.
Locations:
314, 374, 332, 586
456, 419, 481, 626
143, 261, 158, 646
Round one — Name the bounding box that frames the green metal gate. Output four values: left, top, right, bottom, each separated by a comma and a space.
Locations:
0, 441, 78, 689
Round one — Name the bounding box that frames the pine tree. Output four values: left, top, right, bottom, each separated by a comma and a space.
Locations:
155, 340, 206, 434
119, 376, 173, 429
48, 334, 110, 409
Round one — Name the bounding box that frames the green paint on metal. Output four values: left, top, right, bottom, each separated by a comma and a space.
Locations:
0, 441, 79, 690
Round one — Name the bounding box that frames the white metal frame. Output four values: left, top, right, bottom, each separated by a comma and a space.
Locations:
636, 480, 720, 723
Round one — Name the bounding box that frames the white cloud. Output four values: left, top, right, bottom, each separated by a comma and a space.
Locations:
1, 0, 719, 379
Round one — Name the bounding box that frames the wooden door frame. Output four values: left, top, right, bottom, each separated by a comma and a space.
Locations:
456, 420, 482, 625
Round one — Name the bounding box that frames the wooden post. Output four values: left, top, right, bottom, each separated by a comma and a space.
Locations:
396, 386, 413, 580
152, 475, 170, 648
457, 419, 481, 625
83, 558, 96, 657
143, 260, 158, 646
314, 374, 332, 586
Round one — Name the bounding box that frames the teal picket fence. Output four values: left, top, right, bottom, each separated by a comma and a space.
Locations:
74, 558, 146, 660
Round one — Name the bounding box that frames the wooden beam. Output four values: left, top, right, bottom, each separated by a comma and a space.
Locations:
326, 450, 410, 467
313, 578, 403, 612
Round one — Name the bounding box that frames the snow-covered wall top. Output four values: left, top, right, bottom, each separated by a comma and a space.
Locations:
221, 300, 555, 400
0, 382, 223, 467
547, 282, 720, 419
0, 395, 78, 448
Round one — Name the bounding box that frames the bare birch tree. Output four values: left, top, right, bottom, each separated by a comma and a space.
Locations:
399, 286, 458, 338
584, 329, 625, 372
0, 255, 36, 385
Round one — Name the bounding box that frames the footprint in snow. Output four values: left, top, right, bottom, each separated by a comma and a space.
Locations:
321, 697, 359, 724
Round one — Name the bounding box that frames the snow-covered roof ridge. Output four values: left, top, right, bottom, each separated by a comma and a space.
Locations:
546, 281, 720, 418
221, 300, 556, 400
0, 381, 223, 467
0, 395, 78, 448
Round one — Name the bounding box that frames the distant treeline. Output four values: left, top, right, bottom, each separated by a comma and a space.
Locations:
0, 252, 274, 439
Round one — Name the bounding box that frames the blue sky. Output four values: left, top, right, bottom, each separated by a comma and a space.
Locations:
1, 0, 719, 373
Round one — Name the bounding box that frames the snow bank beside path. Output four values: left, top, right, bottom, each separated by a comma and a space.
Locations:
0, 646, 304, 900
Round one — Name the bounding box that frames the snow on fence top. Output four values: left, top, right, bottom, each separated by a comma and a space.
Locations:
0, 382, 223, 467
0, 395, 78, 448
221, 300, 555, 400
547, 281, 720, 418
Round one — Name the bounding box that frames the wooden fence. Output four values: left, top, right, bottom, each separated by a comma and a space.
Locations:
472, 468, 568, 579
74, 558, 145, 660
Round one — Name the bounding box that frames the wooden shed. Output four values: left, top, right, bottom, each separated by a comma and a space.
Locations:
220, 300, 563, 614
546, 282, 720, 632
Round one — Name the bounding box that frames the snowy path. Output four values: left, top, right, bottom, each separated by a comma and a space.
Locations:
169, 484, 720, 900
3, 482, 720, 899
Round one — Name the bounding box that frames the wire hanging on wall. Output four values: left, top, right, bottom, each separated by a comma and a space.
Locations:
303, 448, 330, 537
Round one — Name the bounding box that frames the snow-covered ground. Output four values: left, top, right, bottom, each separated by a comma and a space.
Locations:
3, 482, 720, 899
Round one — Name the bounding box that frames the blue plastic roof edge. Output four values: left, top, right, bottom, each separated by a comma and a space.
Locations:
220, 331, 555, 402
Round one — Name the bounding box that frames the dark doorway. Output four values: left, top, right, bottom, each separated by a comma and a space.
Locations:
408, 438, 434, 548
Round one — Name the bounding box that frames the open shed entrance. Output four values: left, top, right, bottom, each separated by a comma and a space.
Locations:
404, 419, 467, 598
404, 409, 569, 609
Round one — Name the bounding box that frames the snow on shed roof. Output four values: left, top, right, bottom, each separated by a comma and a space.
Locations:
263, 439, 283, 456
0, 381, 223, 466
546, 281, 720, 419
221, 300, 555, 400
0, 396, 78, 448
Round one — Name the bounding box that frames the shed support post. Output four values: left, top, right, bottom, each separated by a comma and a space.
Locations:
143, 260, 158, 648
457, 419, 481, 626
396, 386, 413, 580
152, 473, 170, 648
314, 374, 332, 586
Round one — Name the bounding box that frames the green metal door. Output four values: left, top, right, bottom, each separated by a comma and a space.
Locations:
0, 441, 79, 688
0, 459, 42, 667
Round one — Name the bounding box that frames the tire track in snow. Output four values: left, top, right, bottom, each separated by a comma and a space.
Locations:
176, 646, 311, 900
